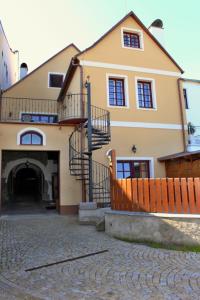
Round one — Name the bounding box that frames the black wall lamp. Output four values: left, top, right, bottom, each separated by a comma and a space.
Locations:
132, 145, 137, 153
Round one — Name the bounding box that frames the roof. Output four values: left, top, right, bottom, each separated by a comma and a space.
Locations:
0, 20, 17, 53
75, 11, 184, 73
158, 150, 200, 161
181, 78, 200, 84
57, 57, 79, 101
58, 11, 184, 100
3, 43, 80, 93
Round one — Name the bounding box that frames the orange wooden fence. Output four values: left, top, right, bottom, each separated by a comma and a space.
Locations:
111, 178, 200, 214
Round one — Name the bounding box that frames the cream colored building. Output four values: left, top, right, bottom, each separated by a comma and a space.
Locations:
0, 12, 187, 214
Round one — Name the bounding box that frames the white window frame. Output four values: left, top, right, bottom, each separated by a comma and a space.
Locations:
121, 27, 144, 51
106, 73, 129, 109
135, 77, 157, 111
17, 127, 46, 146
48, 72, 65, 89
116, 156, 154, 178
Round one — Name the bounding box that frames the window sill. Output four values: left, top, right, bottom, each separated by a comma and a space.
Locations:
108, 105, 129, 109
137, 107, 157, 111
122, 45, 144, 51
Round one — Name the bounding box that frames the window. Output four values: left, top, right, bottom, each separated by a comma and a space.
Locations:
137, 81, 153, 109
109, 78, 125, 106
123, 31, 140, 48
48, 73, 64, 88
121, 28, 144, 50
21, 113, 58, 123
20, 131, 43, 145
117, 160, 150, 179
183, 88, 189, 109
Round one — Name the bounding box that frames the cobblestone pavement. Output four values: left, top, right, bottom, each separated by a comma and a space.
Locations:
1, 214, 200, 299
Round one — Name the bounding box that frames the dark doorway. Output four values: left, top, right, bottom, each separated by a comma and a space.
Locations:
12, 165, 43, 212
15, 168, 40, 198
1, 150, 59, 214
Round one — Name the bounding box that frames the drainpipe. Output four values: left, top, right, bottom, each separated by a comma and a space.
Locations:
177, 78, 187, 152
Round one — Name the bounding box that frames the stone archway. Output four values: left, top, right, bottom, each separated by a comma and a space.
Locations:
1, 151, 59, 214
3, 162, 46, 212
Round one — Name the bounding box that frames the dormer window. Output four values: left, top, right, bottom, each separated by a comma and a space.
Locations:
121, 28, 144, 50
123, 32, 140, 48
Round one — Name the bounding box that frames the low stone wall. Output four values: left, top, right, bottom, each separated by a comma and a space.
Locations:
105, 211, 200, 246
79, 202, 111, 224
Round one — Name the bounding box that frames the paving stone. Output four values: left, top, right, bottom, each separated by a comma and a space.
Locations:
0, 214, 200, 299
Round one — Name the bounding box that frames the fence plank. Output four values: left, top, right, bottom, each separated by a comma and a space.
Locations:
116, 179, 122, 210
181, 178, 189, 213
194, 178, 200, 214
143, 179, 150, 212
121, 179, 128, 211
138, 179, 144, 211
174, 178, 182, 213
155, 179, 162, 212
168, 178, 175, 213
149, 179, 156, 212
132, 179, 138, 211
188, 178, 196, 214
126, 179, 132, 211
161, 178, 168, 213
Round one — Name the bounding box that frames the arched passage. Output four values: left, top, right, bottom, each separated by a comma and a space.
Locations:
1, 150, 59, 214
14, 166, 42, 199
5, 162, 45, 212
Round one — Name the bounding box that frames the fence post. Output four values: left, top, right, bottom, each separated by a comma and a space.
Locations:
109, 150, 116, 209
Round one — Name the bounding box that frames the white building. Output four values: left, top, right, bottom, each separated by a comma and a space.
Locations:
0, 21, 19, 91
182, 78, 200, 151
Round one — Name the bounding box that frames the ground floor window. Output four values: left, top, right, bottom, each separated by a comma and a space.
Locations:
117, 160, 150, 178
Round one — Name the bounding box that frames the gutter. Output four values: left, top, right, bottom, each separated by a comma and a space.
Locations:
57, 57, 79, 102
177, 78, 187, 151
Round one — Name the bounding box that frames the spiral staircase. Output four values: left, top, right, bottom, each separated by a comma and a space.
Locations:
61, 83, 111, 207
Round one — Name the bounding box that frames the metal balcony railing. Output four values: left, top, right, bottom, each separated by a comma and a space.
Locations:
58, 93, 87, 123
0, 95, 88, 124
0, 97, 58, 123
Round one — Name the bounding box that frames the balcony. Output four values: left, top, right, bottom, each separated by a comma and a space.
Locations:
58, 93, 87, 124
0, 94, 88, 125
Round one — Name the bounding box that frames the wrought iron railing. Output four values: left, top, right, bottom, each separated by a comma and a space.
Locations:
58, 93, 87, 122
69, 124, 111, 207
0, 97, 58, 123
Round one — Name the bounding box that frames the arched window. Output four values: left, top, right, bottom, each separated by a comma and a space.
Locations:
20, 131, 43, 145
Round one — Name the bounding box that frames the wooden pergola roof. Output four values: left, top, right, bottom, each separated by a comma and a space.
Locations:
158, 150, 200, 162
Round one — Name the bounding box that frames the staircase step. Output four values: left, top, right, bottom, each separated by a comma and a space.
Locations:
92, 142, 108, 146
70, 168, 89, 171
72, 158, 89, 161
91, 147, 102, 151
70, 162, 89, 166
92, 138, 110, 142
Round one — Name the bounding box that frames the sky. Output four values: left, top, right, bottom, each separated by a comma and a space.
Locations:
0, 0, 200, 79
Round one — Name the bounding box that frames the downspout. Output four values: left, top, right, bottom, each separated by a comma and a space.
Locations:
177, 78, 187, 152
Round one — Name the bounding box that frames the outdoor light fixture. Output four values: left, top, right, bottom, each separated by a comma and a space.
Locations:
132, 145, 137, 153
25, 160, 30, 168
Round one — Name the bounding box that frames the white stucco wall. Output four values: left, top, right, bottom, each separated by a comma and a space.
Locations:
184, 81, 200, 126
183, 80, 200, 151
0, 21, 18, 90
